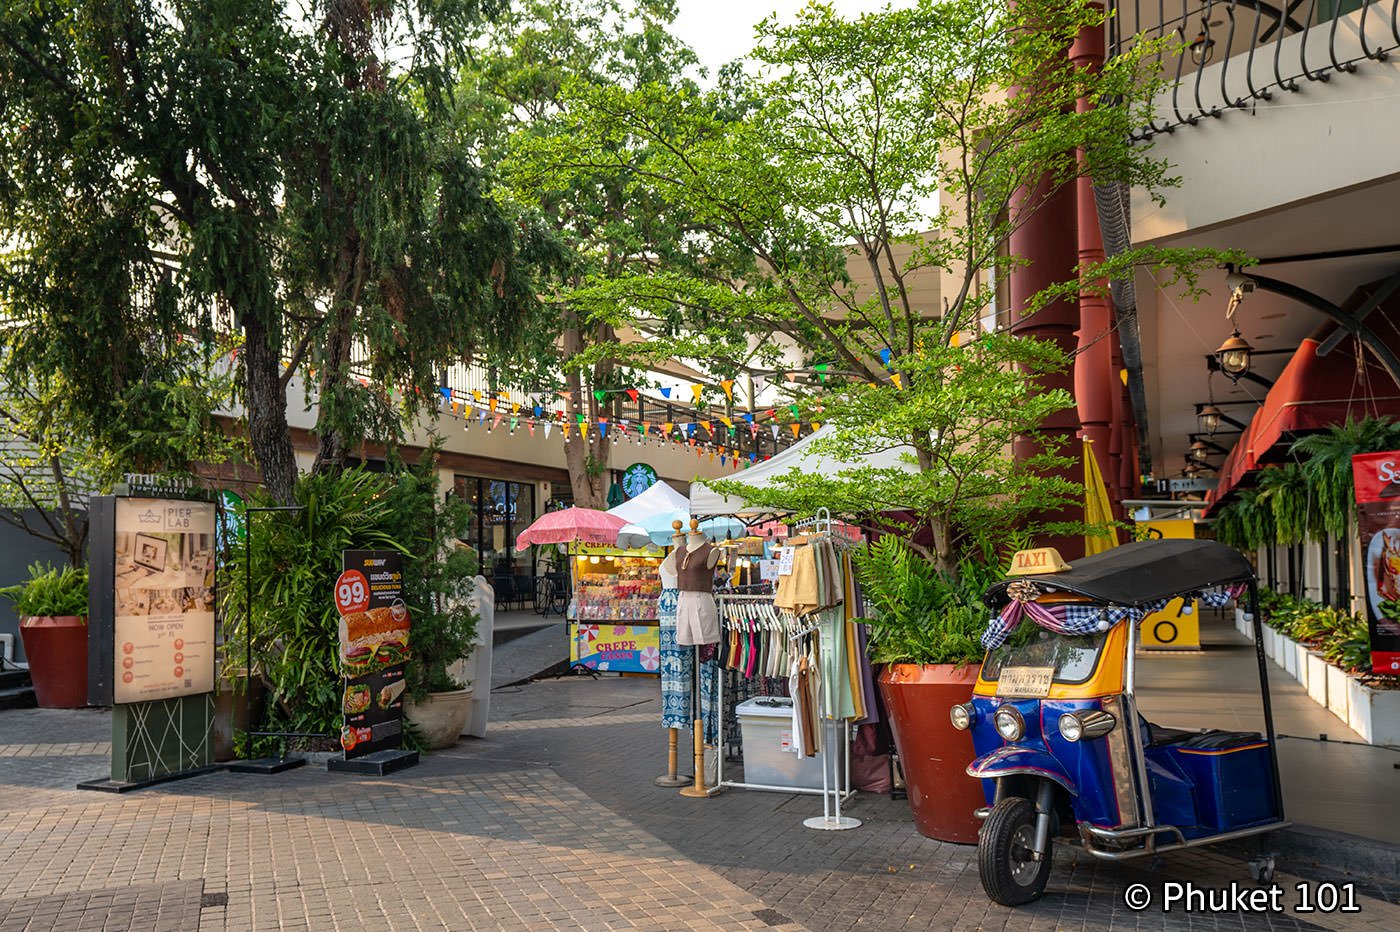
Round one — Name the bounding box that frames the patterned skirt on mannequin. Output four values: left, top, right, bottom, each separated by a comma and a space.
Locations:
658, 586, 719, 742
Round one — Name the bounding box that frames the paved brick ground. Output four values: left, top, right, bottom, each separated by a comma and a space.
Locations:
1, 678, 1397, 931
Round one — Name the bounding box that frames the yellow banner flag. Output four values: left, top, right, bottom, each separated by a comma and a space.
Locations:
691, 384, 703, 403
721, 379, 734, 400
662, 422, 673, 435
1083, 438, 1118, 556
511, 402, 520, 415
790, 423, 801, 438
891, 373, 903, 390
811, 422, 821, 433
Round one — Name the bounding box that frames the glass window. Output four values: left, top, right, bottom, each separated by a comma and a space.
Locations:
980, 628, 1110, 686
454, 474, 538, 578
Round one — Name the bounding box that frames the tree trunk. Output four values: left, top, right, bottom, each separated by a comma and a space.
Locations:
311, 261, 359, 476
242, 313, 298, 504
561, 319, 599, 508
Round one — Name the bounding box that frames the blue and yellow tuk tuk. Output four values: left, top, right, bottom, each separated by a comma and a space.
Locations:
951, 540, 1287, 905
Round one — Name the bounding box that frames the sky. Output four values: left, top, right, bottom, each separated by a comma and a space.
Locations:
672, 0, 909, 78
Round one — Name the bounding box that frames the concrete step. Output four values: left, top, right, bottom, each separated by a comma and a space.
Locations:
0, 685, 37, 711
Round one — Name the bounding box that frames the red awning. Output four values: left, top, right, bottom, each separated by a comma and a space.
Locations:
1205, 323, 1400, 511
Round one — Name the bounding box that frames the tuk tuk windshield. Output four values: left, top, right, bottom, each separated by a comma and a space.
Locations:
981, 628, 1110, 686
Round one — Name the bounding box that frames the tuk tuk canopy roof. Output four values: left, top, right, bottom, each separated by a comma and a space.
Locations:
983, 539, 1255, 610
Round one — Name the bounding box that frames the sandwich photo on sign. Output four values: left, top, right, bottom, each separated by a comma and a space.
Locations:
338, 603, 411, 675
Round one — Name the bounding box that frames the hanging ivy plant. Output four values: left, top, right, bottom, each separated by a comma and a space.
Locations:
1255, 463, 1319, 545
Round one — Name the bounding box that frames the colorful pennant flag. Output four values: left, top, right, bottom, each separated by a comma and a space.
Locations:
721, 379, 734, 400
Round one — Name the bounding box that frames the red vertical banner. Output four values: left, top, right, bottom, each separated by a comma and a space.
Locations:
1351, 451, 1400, 673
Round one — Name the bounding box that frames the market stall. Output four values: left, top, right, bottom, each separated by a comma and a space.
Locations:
567, 544, 665, 673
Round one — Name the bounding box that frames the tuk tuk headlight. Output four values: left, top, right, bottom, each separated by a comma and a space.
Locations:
1059, 709, 1116, 742
993, 705, 1025, 742
950, 703, 973, 731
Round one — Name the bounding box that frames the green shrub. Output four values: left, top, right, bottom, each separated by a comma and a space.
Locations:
379, 448, 480, 701
854, 536, 998, 666
0, 563, 88, 618
222, 468, 409, 749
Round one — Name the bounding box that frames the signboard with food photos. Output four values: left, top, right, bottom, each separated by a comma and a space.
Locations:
1352, 451, 1400, 674
336, 550, 410, 758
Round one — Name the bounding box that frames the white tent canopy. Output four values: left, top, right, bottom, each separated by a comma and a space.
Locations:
690, 425, 918, 516
606, 479, 691, 524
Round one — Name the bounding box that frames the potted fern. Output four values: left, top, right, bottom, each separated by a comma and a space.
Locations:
854, 536, 1000, 844
0, 562, 89, 708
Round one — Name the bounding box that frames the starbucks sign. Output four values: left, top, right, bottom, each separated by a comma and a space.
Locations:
621, 463, 658, 499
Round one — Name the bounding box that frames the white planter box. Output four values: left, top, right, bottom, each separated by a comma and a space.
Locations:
1325, 663, 1351, 724
1292, 641, 1311, 690
1345, 678, 1400, 745
1273, 631, 1290, 666
1262, 626, 1277, 658
1235, 609, 1250, 636
1281, 635, 1299, 679
1306, 652, 1329, 706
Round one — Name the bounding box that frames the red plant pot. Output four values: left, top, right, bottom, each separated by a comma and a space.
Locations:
878, 663, 984, 844
18, 616, 89, 708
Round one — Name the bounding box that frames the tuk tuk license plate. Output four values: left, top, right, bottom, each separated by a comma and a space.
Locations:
996, 666, 1054, 698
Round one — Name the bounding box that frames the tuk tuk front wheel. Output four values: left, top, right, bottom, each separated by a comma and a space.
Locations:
978, 797, 1052, 906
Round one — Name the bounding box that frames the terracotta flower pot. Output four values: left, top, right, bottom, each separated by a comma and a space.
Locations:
18, 615, 89, 709
878, 663, 984, 844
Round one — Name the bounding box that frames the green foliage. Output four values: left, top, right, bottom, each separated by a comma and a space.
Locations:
221, 469, 410, 742
380, 446, 480, 701
1255, 587, 1376, 675
709, 333, 1080, 570
0, 0, 552, 502
1212, 487, 1276, 553
0, 562, 89, 618
853, 536, 999, 666
1290, 418, 1400, 539
460, 0, 707, 505
1255, 464, 1321, 546
1214, 418, 1400, 551
519, 0, 1209, 564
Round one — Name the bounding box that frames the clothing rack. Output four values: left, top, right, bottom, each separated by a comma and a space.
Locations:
713, 592, 856, 818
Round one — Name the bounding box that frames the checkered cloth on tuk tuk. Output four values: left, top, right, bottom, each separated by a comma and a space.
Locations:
980, 582, 1246, 650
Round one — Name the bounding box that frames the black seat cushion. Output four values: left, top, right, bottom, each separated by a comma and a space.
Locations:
1178, 729, 1263, 750
1146, 723, 1197, 747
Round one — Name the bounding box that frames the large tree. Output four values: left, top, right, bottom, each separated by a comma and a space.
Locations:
0, 0, 549, 504
458, 0, 719, 507
533, 0, 1216, 569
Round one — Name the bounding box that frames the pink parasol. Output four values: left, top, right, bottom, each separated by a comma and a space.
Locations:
515, 506, 627, 551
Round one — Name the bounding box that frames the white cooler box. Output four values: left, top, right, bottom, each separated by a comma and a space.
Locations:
735, 697, 826, 790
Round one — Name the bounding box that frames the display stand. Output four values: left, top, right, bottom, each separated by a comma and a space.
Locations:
712, 593, 852, 799
678, 645, 721, 798
229, 504, 311, 775
654, 728, 691, 787
713, 511, 862, 829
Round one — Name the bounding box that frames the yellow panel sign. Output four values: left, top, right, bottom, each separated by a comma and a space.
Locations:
1137, 519, 1200, 649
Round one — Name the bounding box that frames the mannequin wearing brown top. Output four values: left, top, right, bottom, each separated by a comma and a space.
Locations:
663, 520, 721, 645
